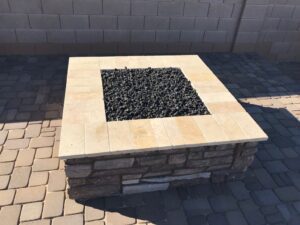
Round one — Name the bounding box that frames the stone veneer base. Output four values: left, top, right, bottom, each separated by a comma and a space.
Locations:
66, 142, 257, 200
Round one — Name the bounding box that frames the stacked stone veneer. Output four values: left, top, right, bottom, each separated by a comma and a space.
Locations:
65, 142, 257, 199
0, 0, 299, 61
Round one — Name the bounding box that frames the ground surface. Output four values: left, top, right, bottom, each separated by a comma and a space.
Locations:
0, 54, 300, 225
101, 67, 209, 121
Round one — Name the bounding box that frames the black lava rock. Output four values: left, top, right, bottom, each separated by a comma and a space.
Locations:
101, 67, 210, 121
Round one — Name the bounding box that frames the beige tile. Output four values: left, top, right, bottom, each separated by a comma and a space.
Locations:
108, 121, 134, 152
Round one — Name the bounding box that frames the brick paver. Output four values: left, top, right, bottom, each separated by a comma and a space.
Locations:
0, 54, 299, 224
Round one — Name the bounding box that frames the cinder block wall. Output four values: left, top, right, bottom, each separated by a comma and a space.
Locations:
0, 0, 299, 61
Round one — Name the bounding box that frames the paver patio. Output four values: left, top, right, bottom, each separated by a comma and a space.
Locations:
0, 53, 299, 225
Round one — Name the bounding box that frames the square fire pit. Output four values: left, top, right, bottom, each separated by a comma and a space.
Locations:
59, 55, 268, 199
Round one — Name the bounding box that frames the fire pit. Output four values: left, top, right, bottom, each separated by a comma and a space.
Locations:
59, 55, 268, 199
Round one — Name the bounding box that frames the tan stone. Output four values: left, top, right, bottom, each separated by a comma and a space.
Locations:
64, 199, 84, 215
35, 147, 53, 158
41, 132, 55, 137
25, 124, 42, 138
15, 148, 35, 167
0, 175, 10, 189
106, 211, 136, 225
52, 141, 60, 157
52, 214, 83, 225
50, 119, 61, 127
4, 122, 27, 130
5, 138, 30, 150
42, 127, 55, 132
42, 191, 64, 218
86, 221, 105, 225
0, 189, 15, 206
0, 149, 18, 162
84, 205, 105, 221
30, 137, 54, 148
0, 162, 14, 175
0, 130, 8, 145
14, 186, 45, 203
48, 170, 66, 192
8, 129, 25, 139
32, 158, 59, 171
20, 202, 43, 221
9, 166, 31, 188
0, 205, 21, 225
29, 171, 48, 187
42, 120, 50, 128
20, 219, 50, 225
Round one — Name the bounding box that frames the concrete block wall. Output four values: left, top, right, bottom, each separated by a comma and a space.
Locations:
0, 0, 299, 61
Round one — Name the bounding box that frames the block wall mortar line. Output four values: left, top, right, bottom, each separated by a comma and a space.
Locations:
230, 0, 247, 52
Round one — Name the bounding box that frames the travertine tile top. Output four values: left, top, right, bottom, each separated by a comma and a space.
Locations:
59, 55, 268, 159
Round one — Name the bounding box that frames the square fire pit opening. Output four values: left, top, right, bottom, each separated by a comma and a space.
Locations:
101, 67, 210, 121
60, 55, 268, 200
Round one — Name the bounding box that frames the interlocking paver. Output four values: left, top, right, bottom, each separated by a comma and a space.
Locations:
14, 186, 45, 204
0, 175, 10, 189
32, 158, 59, 171
52, 214, 83, 225
5, 138, 30, 150
9, 166, 31, 188
0, 189, 15, 206
25, 124, 42, 138
64, 198, 84, 215
30, 137, 54, 148
20, 202, 43, 221
35, 147, 53, 158
42, 191, 64, 218
0, 149, 18, 162
28, 171, 49, 187
0, 55, 299, 225
15, 148, 35, 167
0, 205, 21, 225
48, 170, 66, 192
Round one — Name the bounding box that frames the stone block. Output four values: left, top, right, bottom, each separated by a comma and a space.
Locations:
85, 205, 104, 221
218, 18, 238, 31
104, 30, 130, 42
131, 30, 155, 42
29, 171, 48, 186
0, 175, 9, 189
94, 158, 134, 170
42, 0, 73, 14
29, 14, 60, 29
0, 149, 18, 162
30, 136, 54, 148
32, 158, 59, 171
0, 162, 14, 175
8, 129, 24, 140
15, 148, 35, 167
76, 30, 103, 43
47, 30, 76, 43
195, 17, 219, 30
209, 195, 238, 212
68, 184, 120, 199
0, 29, 17, 43
132, 0, 158, 16
9, 0, 42, 13
73, 0, 102, 15
243, 5, 268, 18
209, 3, 234, 18
48, 170, 66, 191
158, 1, 184, 16
204, 31, 227, 43
65, 164, 91, 178
180, 30, 204, 42
156, 30, 180, 42
123, 183, 169, 195
184, 2, 209, 16
103, 0, 130, 15
137, 155, 167, 166
170, 17, 195, 30
145, 16, 169, 30
168, 153, 186, 164
204, 149, 234, 158
271, 5, 295, 18
278, 19, 299, 31
5, 138, 30, 149
60, 15, 89, 29
90, 16, 117, 29
118, 16, 144, 29
16, 29, 47, 43
293, 6, 300, 18
0, 14, 29, 29
64, 199, 84, 215
0, 189, 15, 206
0, 130, 8, 145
